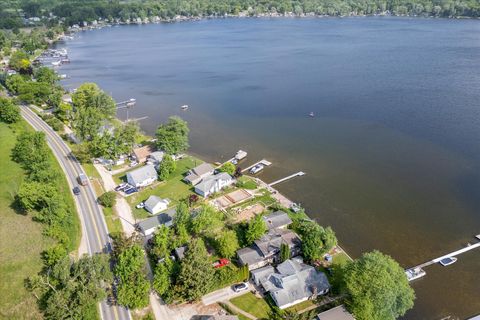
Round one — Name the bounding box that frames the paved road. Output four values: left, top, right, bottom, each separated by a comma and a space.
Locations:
21, 107, 131, 320
201, 283, 251, 306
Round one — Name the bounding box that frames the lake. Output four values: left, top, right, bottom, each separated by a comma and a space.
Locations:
56, 17, 480, 319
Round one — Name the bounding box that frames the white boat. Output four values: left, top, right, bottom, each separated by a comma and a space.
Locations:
181, 105, 189, 110
51, 61, 61, 67
309, 112, 315, 117
249, 164, 264, 174
234, 150, 247, 161
439, 257, 457, 266
405, 267, 426, 281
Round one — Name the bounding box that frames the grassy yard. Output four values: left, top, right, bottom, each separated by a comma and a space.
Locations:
0, 122, 52, 319
229, 292, 272, 319
124, 156, 202, 220
284, 299, 316, 313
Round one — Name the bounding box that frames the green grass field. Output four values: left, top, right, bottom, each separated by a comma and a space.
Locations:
0, 122, 51, 319
125, 156, 201, 220
229, 292, 272, 319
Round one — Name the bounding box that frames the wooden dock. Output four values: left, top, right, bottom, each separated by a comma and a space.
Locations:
242, 159, 272, 173
408, 235, 480, 270
268, 172, 306, 187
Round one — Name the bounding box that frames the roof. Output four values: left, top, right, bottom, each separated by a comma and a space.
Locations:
195, 172, 232, 193
126, 165, 157, 184
137, 211, 174, 232
263, 211, 292, 229
251, 265, 275, 282
317, 306, 355, 320
149, 151, 165, 162
133, 145, 156, 160
185, 163, 215, 183
145, 195, 168, 209
260, 259, 331, 308
237, 247, 265, 266
254, 229, 301, 257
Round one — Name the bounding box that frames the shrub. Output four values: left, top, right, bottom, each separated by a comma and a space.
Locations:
0, 97, 20, 123
98, 191, 116, 208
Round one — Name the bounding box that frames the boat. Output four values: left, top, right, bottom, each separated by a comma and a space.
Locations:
181, 105, 189, 110
51, 61, 61, 67
61, 58, 70, 64
249, 164, 264, 174
405, 267, 426, 281
439, 257, 457, 266
309, 112, 315, 117
234, 150, 247, 161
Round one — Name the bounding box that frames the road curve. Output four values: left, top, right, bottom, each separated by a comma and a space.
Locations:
21, 106, 131, 320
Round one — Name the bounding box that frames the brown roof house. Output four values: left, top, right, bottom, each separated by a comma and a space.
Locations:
133, 145, 156, 163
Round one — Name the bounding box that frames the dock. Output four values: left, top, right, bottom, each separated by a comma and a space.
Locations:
242, 159, 272, 173
408, 234, 480, 270
268, 172, 306, 187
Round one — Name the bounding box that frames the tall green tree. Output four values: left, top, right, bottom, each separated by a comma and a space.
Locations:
155, 116, 189, 154
71, 82, 115, 141
0, 97, 20, 123
219, 162, 235, 175
176, 238, 214, 301
158, 154, 176, 180
190, 204, 224, 236
245, 214, 267, 245
150, 225, 172, 260
343, 250, 415, 320
216, 229, 240, 258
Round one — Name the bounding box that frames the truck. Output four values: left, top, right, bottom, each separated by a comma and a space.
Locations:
77, 173, 88, 186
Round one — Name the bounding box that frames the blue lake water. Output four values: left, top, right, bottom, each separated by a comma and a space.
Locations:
56, 17, 480, 319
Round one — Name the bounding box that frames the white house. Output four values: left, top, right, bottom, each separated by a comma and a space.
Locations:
137, 209, 175, 236
126, 164, 158, 188
184, 163, 215, 185
194, 173, 234, 197
144, 195, 170, 215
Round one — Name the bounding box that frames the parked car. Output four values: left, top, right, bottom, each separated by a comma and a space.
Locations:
115, 183, 128, 191
212, 258, 230, 269
124, 187, 138, 195
73, 186, 81, 195
129, 161, 138, 167
136, 201, 145, 209
232, 282, 249, 293
249, 164, 264, 174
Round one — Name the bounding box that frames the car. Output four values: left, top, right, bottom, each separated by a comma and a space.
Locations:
232, 282, 249, 293
136, 201, 145, 209
129, 161, 138, 167
249, 164, 264, 174
73, 186, 81, 195
124, 187, 138, 195
115, 183, 128, 191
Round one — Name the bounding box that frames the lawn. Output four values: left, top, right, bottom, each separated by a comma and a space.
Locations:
125, 156, 202, 220
0, 122, 52, 319
229, 292, 272, 319
284, 299, 316, 313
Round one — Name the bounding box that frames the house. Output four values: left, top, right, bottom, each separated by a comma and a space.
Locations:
144, 195, 170, 215
147, 151, 165, 167
133, 145, 156, 163
252, 258, 330, 309
137, 209, 175, 236
126, 165, 158, 188
263, 211, 292, 230
316, 305, 355, 320
184, 163, 215, 185
194, 173, 234, 198
237, 229, 301, 270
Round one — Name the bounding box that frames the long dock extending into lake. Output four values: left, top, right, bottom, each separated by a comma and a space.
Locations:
268, 171, 306, 187
408, 234, 480, 270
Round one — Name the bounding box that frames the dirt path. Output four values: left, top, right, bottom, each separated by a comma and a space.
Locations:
223, 301, 257, 320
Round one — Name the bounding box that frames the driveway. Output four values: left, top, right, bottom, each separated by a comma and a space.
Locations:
202, 283, 251, 306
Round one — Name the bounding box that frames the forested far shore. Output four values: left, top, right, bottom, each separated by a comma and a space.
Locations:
1, 0, 479, 29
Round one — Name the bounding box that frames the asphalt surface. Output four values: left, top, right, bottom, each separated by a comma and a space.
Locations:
21, 106, 131, 320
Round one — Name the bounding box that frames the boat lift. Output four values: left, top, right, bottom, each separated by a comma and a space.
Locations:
115, 98, 148, 123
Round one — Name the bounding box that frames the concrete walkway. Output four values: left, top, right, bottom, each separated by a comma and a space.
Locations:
222, 301, 257, 320
94, 164, 136, 235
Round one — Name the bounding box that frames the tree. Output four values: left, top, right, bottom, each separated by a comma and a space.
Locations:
219, 162, 236, 176
150, 225, 171, 260
343, 250, 415, 320
297, 221, 337, 262
5, 74, 26, 94
98, 191, 116, 207
245, 214, 267, 245
153, 257, 174, 296
0, 97, 20, 123
9, 50, 31, 73
158, 154, 176, 180
216, 230, 240, 258
155, 116, 189, 154
71, 83, 115, 140
176, 238, 214, 301
190, 204, 224, 235
280, 243, 290, 262
34, 66, 59, 85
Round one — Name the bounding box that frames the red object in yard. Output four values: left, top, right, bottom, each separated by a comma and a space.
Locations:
213, 258, 230, 268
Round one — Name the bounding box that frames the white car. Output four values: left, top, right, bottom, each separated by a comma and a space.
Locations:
232, 282, 249, 293
249, 164, 264, 174
136, 202, 145, 209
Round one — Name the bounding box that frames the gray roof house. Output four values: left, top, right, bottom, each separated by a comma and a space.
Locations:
148, 151, 165, 166
137, 208, 175, 236
144, 195, 170, 215
237, 229, 301, 270
316, 305, 356, 320
184, 163, 215, 185
126, 164, 158, 188
194, 172, 234, 198
254, 258, 330, 309
263, 211, 292, 230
